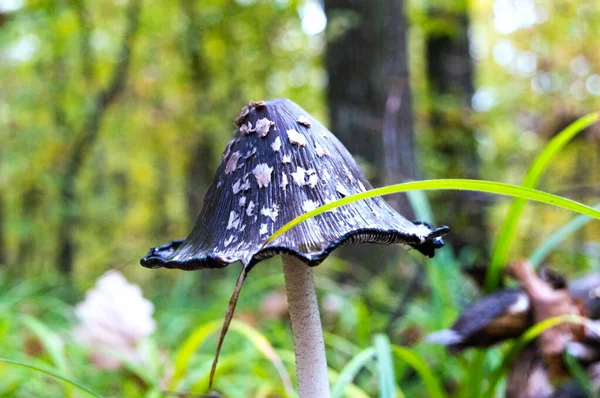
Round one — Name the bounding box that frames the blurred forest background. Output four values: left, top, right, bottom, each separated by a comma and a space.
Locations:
1, 0, 600, 397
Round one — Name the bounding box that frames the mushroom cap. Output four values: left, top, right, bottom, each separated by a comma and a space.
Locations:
427, 288, 531, 351
141, 98, 449, 271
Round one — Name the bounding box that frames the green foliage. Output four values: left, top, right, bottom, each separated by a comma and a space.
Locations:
487, 112, 600, 291
1, 0, 599, 397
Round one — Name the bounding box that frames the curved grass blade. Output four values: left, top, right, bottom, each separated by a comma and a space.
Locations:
486, 112, 599, 291
19, 315, 73, 397
329, 368, 371, 398
486, 314, 590, 396
529, 203, 600, 267
0, 357, 102, 398
391, 345, 447, 398
331, 347, 376, 398
264, 179, 600, 246
170, 317, 293, 396
373, 334, 398, 398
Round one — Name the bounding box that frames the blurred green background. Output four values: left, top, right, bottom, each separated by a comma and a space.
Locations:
1, 0, 599, 396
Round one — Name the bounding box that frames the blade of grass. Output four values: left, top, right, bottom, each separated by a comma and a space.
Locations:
19, 315, 72, 397
406, 191, 453, 321
486, 314, 591, 397
373, 334, 399, 398
391, 345, 447, 398
529, 203, 600, 267
564, 352, 593, 394
331, 347, 376, 398
486, 112, 599, 291
329, 367, 371, 398
0, 357, 102, 398
264, 179, 600, 246
170, 319, 293, 396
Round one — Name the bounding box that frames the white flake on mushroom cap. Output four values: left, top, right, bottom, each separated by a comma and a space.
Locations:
224, 235, 236, 247
282, 155, 292, 164
297, 115, 312, 127
286, 129, 307, 147
225, 151, 241, 174
234, 105, 250, 126
252, 163, 274, 188
315, 144, 327, 158
271, 136, 282, 152
322, 169, 331, 184
240, 122, 254, 135
302, 200, 318, 213
291, 166, 307, 186
280, 173, 289, 191
261, 204, 280, 222
343, 166, 354, 182
226, 211, 241, 230
239, 196, 247, 207
507, 294, 530, 314
255, 118, 275, 137
308, 174, 318, 188
232, 178, 251, 194
259, 223, 268, 235
246, 200, 255, 217
336, 183, 350, 197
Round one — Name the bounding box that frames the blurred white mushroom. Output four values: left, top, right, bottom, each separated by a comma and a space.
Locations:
73, 270, 156, 370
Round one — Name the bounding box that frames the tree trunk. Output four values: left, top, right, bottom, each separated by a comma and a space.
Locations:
324, 0, 417, 271
55, 0, 141, 274
325, 0, 417, 212
425, 7, 486, 257
16, 186, 43, 269
180, 0, 214, 225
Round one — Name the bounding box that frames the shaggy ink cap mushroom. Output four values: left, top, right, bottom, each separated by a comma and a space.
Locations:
141, 98, 449, 271
427, 288, 531, 352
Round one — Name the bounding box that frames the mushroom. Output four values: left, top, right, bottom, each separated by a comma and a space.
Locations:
141, 98, 449, 396
426, 288, 531, 352
427, 265, 597, 352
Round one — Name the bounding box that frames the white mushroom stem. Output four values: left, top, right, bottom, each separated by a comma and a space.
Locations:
282, 255, 331, 398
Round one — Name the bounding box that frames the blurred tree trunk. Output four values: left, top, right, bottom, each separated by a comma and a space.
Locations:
324, 0, 417, 271
325, 0, 417, 216
180, 0, 214, 223
425, 6, 486, 258
16, 186, 42, 268
55, 0, 141, 275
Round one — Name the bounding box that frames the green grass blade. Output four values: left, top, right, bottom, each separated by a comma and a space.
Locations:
19, 315, 69, 374
170, 319, 293, 396
391, 345, 447, 398
19, 315, 72, 397
228, 320, 294, 396
486, 314, 590, 396
486, 112, 599, 291
329, 367, 371, 398
373, 334, 398, 398
264, 179, 600, 245
529, 203, 600, 267
171, 320, 222, 387
331, 347, 376, 398
0, 357, 102, 398
407, 190, 457, 321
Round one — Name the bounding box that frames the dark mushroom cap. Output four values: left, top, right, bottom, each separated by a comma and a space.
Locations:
428, 288, 531, 352
141, 99, 449, 271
